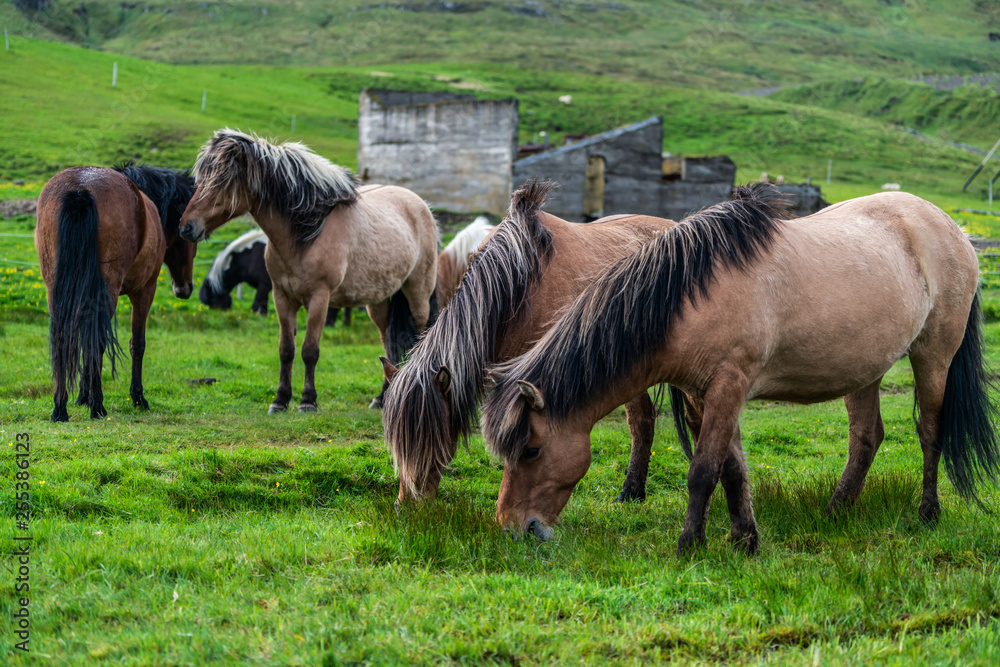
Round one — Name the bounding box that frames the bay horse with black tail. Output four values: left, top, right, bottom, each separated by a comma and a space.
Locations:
179, 129, 439, 413
199, 228, 351, 326
382, 180, 686, 508
483, 184, 1000, 555
36, 163, 197, 421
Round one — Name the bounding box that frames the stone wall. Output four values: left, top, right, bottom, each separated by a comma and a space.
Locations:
357, 89, 519, 214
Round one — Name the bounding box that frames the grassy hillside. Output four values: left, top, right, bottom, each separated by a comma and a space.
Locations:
3, 0, 1000, 91
2, 36, 996, 209
771, 78, 1000, 151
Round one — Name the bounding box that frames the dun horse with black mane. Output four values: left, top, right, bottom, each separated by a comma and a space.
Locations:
483, 184, 1000, 555
179, 129, 439, 412
382, 181, 687, 507
36, 163, 197, 421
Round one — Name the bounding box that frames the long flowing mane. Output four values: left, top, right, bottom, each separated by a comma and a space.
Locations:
383, 180, 555, 496
192, 128, 358, 247
482, 183, 789, 465
113, 161, 196, 234
442, 216, 494, 262
205, 228, 267, 292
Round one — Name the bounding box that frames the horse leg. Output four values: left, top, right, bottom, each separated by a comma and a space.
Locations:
252, 285, 270, 315
127, 281, 156, 409
325, 307, 340, 327
718, 427, 759, 554
51, 330, 70, 422
909, 355, 950, 523
298, 293, 330, 412
269, 289, 299, 414
826, 378, 884, 515
367, 299, 391, 409
616, 392, 655, 502
343, 307, 352, 327
75, 375, 90, 406
677, 373, 746, 556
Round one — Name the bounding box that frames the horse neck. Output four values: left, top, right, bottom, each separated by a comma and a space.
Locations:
250, 207, 300, 263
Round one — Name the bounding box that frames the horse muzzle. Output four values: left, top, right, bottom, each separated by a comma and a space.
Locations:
172, 280, 194, 299
525, 517, 554, 541
179, 221, 205, 243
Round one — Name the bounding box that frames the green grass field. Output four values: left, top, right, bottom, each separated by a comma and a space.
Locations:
2, 208, 1000, 664
4, 2, 1000, 662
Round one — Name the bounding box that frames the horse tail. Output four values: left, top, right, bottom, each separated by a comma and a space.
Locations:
938, 289, 1000, 502
385, 289, 420, 367
50, 189, 121, 393
668, 385, 694, 460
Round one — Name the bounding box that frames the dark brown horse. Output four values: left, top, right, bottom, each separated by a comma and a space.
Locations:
179, 129, 439, 412
483, 184, 1000, 555
382, 181, 684, 506
36, 164, 197, 421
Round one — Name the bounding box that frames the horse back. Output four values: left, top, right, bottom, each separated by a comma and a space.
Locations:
36, 167, 154, 294
496, 212, 677, 358
298, 184, 438, 306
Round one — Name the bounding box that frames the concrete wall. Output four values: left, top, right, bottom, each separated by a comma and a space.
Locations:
661, 156, 737, 220
512, 117, 663, 221
357, 89, 518, 214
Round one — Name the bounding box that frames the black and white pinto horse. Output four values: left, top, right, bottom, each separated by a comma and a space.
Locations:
200, 229, 349, 325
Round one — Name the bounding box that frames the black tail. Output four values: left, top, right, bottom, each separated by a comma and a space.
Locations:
939, 290, 1000, 502
50, 190, 122, 399
669, 385, 694, 460
385, 289, 420, 368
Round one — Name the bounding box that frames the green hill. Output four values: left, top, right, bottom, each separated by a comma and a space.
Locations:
3, 0, 1000, 91
1, 35, 993, 206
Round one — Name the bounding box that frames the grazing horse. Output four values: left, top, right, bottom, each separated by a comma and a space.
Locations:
483, 184, 1000, 555
36, 164, 197, 421
435, 216, 494, 308
382, 180, 685, 505
179, 129, 439, 412
199, 228, 352, 326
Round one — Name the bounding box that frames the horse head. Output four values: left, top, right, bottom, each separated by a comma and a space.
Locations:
484, 379, 592, 542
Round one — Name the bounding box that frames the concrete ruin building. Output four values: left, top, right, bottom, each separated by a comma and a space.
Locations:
512, 116, 737, 221
357, 89, 518, 214
357, 93, 824, 220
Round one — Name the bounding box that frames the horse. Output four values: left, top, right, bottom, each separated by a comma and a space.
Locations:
35, 163, 197, 421
199, 228, 354, 326
482, 184, 1000, 555
382, 180, 687, 506
178, 128, 439, 413
435, 216, 494, 308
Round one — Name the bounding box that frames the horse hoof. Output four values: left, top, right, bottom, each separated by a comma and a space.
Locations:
267, 403, 287, 415
369, 397, 383, 410
614, 488, 646, 503
51, 412, 69, 423
133, 397, 149, 410
297, 404, 317, 413
91, 407, 108, 419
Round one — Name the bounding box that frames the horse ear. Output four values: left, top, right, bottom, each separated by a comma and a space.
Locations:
517, 380, 545, 413
434, 366, 452, 398
380, 356, 399, 383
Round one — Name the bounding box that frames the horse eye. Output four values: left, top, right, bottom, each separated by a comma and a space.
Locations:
523, 447, 540, 461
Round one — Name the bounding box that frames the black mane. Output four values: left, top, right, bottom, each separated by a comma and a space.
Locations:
113, 160, 196, 234
483, 183, 790, 465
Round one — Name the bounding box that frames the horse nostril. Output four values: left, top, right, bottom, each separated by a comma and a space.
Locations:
526, 519, 554, 541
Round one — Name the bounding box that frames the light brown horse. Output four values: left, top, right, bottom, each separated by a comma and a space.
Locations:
36, 164, 198, 421
483, 184, 1000, 555
382, 181, 685, 506
178, 129, 439, 412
